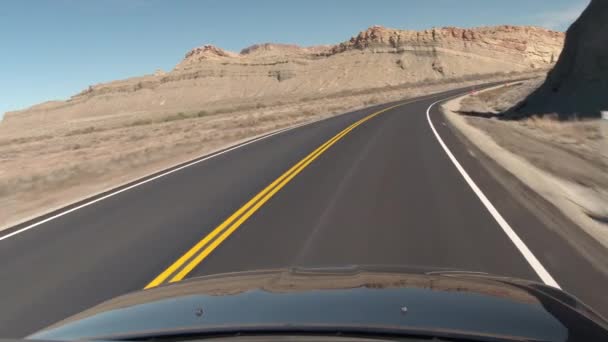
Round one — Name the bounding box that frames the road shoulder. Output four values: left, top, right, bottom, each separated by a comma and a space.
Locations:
441, 94, 608, 272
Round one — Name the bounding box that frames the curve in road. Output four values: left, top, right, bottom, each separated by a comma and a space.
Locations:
1, 84, 606, 338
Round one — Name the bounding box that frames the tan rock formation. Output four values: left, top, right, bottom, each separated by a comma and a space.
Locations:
517, 0, 608, 118
2, 25, 564, 126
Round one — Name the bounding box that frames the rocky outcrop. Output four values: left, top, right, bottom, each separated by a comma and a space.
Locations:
177, 45, 240, 67
3, 25, 564, 125
516, 0, 608, 118
329, 25, 562, 67
179, 25, 562, 69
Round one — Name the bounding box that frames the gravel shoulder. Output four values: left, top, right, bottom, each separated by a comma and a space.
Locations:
441, 82, 608, 249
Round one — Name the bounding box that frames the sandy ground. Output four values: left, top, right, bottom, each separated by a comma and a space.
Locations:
441, 82, 608, 249
0, 76, 524, 231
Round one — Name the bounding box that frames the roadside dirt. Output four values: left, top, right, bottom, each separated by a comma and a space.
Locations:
0, 76, 522, 231
441, 83, 608, 250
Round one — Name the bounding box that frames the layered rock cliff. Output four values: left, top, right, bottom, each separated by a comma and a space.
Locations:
330, 25, 561, 66
517, 0, 608, 118
3, 25, 564, 125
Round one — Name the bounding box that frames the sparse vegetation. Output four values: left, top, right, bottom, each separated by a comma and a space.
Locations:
0, 134, 54, 146
364, 97, 380, 105
0, 73, 533, 228
65, 126, 100, 136
443, 81, 608, 244
163, 112, 189, 122
130, 118, 154, 126
197, 110, 210, 117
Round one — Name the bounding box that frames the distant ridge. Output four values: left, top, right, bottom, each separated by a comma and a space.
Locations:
3, 25, 564, 125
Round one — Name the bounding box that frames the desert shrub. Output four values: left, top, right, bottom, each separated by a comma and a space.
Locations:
364, 97, 380, 105
161, 112, 191, 122
213, 107, 232, 114
235, 104, 254, 111
130, 118, 154, 127
0, 134, 54, 146
301, 96, 316, 102
65, 126, 98, 136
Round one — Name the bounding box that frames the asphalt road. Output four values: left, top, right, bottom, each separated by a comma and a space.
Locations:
1, 85, 607, 337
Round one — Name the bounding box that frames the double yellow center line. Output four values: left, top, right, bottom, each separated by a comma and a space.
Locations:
144, 102, 409, 289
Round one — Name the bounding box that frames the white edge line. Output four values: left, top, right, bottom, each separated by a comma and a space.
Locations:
426, 95, 561, 289
0, 122, 307, 242
0, 92, 445, 242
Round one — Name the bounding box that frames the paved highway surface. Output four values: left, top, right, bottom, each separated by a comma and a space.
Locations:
1, 85, 607, 337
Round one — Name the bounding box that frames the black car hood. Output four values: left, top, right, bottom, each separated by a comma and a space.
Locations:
29, 265, 608, 341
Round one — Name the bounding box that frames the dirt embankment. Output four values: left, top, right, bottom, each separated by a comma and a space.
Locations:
513, 0, 608, 119
442, 80, 607, 249
441, 0, 608, 250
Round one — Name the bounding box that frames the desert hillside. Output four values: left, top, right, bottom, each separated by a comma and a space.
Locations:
440, 0, 607, 249
0, 24, 564, 229
516, 0, 608, 118
2, 25, 563, 127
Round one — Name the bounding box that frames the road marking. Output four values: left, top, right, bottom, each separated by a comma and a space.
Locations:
3, 82, 517, 242
145, 102, 408, 288
1, 91, 444, 242
0, 123, 311, 242
426, 97, 561, 289
144, 119, 362, 288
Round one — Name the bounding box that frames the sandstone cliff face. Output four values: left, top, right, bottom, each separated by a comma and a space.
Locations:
182, 45, 240, 62
3, 25, 564, 125
517, 0, 608, 118
330, 25, 562, 67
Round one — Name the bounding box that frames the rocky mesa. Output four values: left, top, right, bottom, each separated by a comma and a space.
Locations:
517, 0, 608, 118
2, 25, 564, 126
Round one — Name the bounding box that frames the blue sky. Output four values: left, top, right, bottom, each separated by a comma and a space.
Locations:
0, 0, 590, 119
